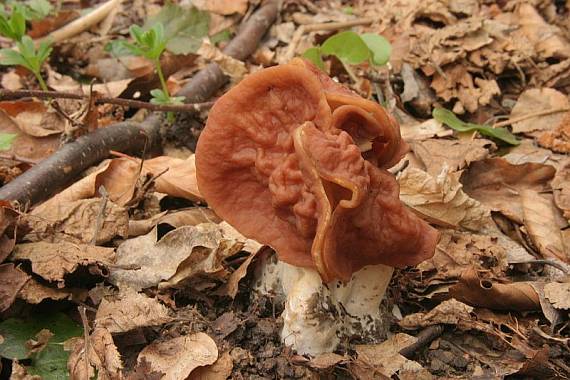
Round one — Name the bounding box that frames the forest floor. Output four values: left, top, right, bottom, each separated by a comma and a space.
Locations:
0, 0, 569, 379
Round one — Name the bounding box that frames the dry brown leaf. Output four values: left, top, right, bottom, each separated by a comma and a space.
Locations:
10, 242, 115, 285
538, 112, 570, 154
128, 207, 220, 237
0, 263, 29, 312
137, 333, 218, 380
197, 40, 247, 80
307, 353, 346, 370
552, 159, 570, 220
24, 198, 128, 245
510, 88, 570, 134
188, 351, 234, 380
142, 155, 202, 202
520, 190, 568, 262
192, 0, 248, 15
400, 118, 454, 142
68, 327, 123, 380
351, 334, 426, 379
1, 71, 22, 90
95, 287, 173, 333
10, 361, 41, 380
0, 102, 65, 137
399, 299, 474, 329
462, 158, 555, 224
449, 268, 541, 311
18, 278, 87, 304
411, 138, 494, 175
503, 139, 564, 169
544, 282, 570, 310
398, 166, 490, 230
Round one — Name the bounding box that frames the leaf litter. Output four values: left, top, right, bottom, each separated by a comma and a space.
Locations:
0, 0, 570, 379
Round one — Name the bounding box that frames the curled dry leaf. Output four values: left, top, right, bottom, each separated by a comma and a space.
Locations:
449, 268, 541, 311
399, 118, 453, 142
538, 112, 570, 154
95, 287, 173, 333
510, 88, 569, 134
128, 207, 220, 237
399, 299, 474, 329
544, 282, 570, 310
68, 327, 122, 380
197, 40, 247, 80
0, 203, 17, 263
520, 190, 568, 263
0, 263, 29, 312
411, 138, 494, 176
10, 242, 114, 286
187, 351, 234, 380
24, 198, 129, 245
17, 278, 87, 304
351, 334, 427, 379
398, 166, 490, 230
551, 159, 570, 220
0, 102, 65, 138
110, 223, 253, 291
137, 333, 218, 380
462, 158, 555, 224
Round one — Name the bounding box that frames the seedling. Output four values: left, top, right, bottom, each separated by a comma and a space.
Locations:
433, 108, 520, 145
303, 31, 391, 72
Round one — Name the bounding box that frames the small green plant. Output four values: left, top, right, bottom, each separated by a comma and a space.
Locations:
109, 23, 184, 121
0, 1, 53, 91
303, 31, 392, 71
0, 133, 17, 151
433, 108, 520, 146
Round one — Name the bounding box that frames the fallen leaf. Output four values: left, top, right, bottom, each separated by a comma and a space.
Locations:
17, 278, 87, 304
10, 242, 115, 285
128, 207, 220, 237
449, 268, 541, 311
137, 333, 218, 380
400, 119, 453, 142
411, 138, 494, 175
510, 88, 570, 134
0, 102, 65, 138
197, 40, 247, 80
520, 190, 568, 262
141, 155, 202, 202
503, 139, 564, 169
188, 351, 234, 380
461, 158, 555, 224
0, 263, 29, 312
552, 159, 570, 220
538, 112, 570, 154
193, 0, 248, 15
307, 352, 346, 370
95, 288, 173, 333
24, 198, 129, 245
1, 71, 22, 91
398, 166, 490, 230
68, 327, 123, 380
544, 282, 570, 310
399, 299, 474, 329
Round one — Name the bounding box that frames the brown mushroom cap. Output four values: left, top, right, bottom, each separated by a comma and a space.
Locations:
196, 59, 438, 282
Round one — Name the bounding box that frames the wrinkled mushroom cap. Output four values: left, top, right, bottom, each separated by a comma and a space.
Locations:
196, 59, 438, 282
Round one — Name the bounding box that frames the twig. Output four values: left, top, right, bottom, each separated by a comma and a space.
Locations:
0, 153, 40, 165
90, 186, 109, 245
508, 259, 569, 273
399, 324, 445, 359
78, 306, 91, 379
492, 107, 570, 128
0, 89, 215, 113
0, 0, 279, 207
37, 0, 123, 45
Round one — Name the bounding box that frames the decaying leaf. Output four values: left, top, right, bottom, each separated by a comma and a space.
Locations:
197, 40, 247, 79
10, 242, 115, 285
539, 112, 570, 154
400, 119, 453, 142
411, 138, 494, 175
351, 334, 427, 379
95, 288, 173, 333
24, 198, 129, 245
128, 207, 220, 237
68, 327, 123, 380
192, 0, 248, 15
17, 278, 87, 304
188, 351, 234, 380
449, 268, 541, 311
552, 159, 570, 220
399, 299, 474, 329
137, 333, 218, 380
520, 190, 568, 262
0, 263, 29, 312
544, 282, 570, 310
110, 222, 259, 291
398, 166, 490, 230
0, 102, 65, 138
510, 88, 569, 134
462, 158, 555, 224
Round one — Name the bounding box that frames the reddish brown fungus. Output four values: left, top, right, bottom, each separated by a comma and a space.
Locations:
196, 59, 439, 282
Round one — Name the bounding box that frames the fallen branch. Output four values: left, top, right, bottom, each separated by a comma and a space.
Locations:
399, 325, 445, 359
0, 0, 279, 206
0, 89, 215, 113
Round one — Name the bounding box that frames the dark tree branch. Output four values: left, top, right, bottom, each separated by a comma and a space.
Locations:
0, 0, 279, 206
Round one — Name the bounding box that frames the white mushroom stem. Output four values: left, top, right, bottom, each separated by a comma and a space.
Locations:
255, 254, 394, 356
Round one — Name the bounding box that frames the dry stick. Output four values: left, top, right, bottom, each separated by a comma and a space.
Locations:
399, 324, 445, 359
78, 306, 91, 379
0, 0, 279, 207
0, 89, 215, 113
492, 107, 570, 128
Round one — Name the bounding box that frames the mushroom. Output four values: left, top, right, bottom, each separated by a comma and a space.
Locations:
196, 58, 439, 355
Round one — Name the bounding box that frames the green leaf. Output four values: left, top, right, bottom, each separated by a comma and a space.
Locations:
0, 48, 27, 66
24, 0, 53, 20
210, 29, 231, 45
144, 3, 209, 55
0, 133, 16, 150
321, 31, 370, 65
361, 33, 391, 66
302, 47, 325, 70
150, 88, 171, 104
433, 108, 520, 145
